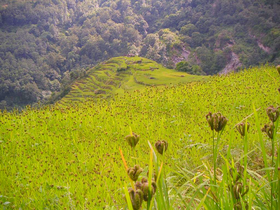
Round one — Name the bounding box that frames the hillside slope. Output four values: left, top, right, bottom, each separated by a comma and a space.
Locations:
0, 65, 279, 209
58, 56, 207, 105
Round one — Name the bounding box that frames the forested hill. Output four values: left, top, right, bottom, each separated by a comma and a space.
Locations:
0, 0, 280, 109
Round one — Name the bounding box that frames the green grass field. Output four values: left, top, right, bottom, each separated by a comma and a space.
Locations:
59, 56, 207, 105
0, 64, 279, 209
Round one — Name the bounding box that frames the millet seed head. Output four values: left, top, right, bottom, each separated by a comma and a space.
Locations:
206, 112, 214, 130
266, 105, 280, 122
140, 178, 157, 202
236, 122, 250, 137
262, 123, 274, 139
135, 181, 142, 190
206, 112, 228, 132
125, 132, 140, 148
127, 165, 143, 181
155, 140, 168, 155
126, 188, 144, 210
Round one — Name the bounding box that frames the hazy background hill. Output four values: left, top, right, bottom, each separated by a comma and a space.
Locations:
0, 0, 279, 109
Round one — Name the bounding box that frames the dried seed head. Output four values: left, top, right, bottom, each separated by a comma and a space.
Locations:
214, 112, 228, 132
206, 112, 214, 130
155, 140, 168, 155
141, 177, 148, 183
127, 188, 144, 210
125, 132, 140, 148
266, 106, 280, 122
236, 122, 250, 137
206, 112, 228, 132
262, 123, 274, 139
140, 177, 157, 201
127, 165, 143, 181
135, 181, 142, 190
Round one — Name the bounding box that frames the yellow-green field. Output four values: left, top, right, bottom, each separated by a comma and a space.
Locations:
60, 57, 207, 105
0, 64, 279, 209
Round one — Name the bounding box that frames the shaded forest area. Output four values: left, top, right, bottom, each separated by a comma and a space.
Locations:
0, 0, 279, 109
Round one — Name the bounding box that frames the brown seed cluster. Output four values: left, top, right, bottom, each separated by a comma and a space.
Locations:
127, 165, 143, 181
206, 112, 228, 132
155, 140, 168, 155
262, 123, 274, 139
236, 122, 250, 137
266, 106, 279, 122
126, 177, 157, 210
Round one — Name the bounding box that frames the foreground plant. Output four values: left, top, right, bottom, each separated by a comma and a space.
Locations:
127, 188, 144, 210
236, 122, 250, 188
262, 105, 279, 167
253, 104, 280, 210
261, 105, 280, 209
121, 137, 164, 210
206, 112, 228, 184
137, 178, 157, 202
218, 165, 249, 210
171, 124, 252, 210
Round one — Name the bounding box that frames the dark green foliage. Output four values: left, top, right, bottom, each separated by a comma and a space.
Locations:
117, 66, 129, 72
180, 24, 197, 36
175, 61, 192, 73
176, 61, 205, 75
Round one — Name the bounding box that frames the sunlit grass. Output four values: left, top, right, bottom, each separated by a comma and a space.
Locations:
60, 56, 208, 105
0, 64, 279, 209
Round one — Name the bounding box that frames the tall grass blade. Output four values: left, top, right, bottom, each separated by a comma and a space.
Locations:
253, 104, 271, 181
147, 148, 153, 210
123, 184, 134, 210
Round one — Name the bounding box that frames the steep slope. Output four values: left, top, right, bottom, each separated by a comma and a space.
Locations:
59, 56, 207, 105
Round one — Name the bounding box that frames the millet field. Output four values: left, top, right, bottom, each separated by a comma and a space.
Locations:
0, 65, 280, 209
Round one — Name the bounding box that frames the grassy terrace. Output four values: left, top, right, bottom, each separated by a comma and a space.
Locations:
59, 56, 207, 105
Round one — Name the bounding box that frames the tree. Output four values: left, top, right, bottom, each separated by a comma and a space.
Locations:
180, 24, 197, 36
175, 61, 192, 73
191, 32, 203, 47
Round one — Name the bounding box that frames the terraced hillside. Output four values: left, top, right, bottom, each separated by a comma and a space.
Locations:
59, 57, 207, 105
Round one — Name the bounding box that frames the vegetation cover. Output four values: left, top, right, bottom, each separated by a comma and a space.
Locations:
55, 56, 207, 105
0, 65, 280, 209
0, 0, 280, 108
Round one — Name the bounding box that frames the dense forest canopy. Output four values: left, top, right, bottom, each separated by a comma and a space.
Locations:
0, 0, 279, 109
